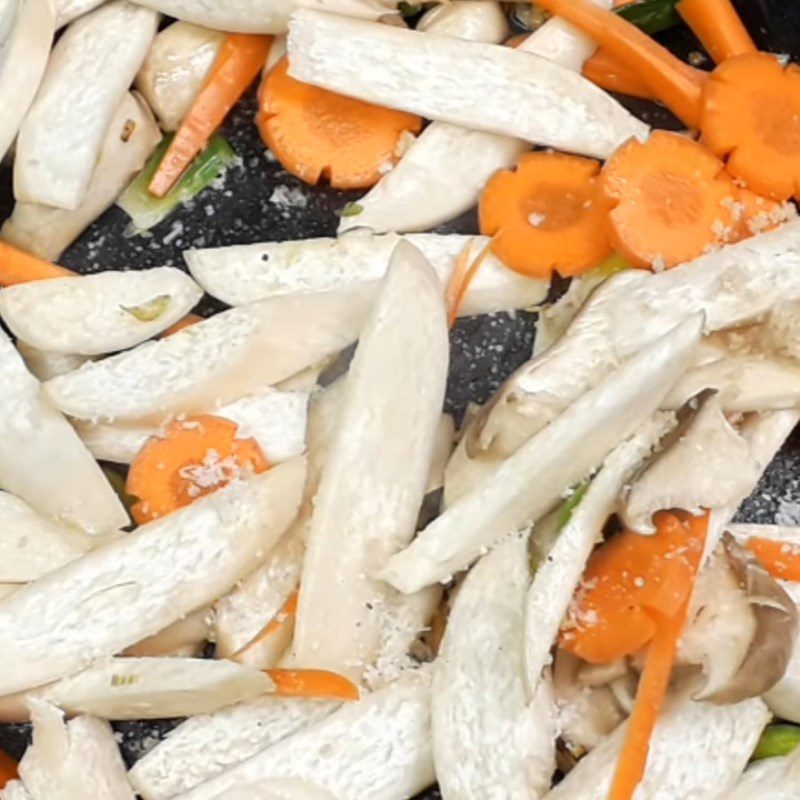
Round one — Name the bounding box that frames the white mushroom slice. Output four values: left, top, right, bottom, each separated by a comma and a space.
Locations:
293, 241, 448, 680
127, 0, 396, 33
171, 668, 434, 800
338, 2, 607, 236
20, 698, 134, 800
0, 0, 17, 65
0, 781, 32, 800
543, 690, 770, 800
185, 231, 547, 315
1, 91, 162, 261
380, 315, 702, 594
417, 1, 508, 41
622, 394, 760, 534
14, 1, 158, 209
0, 268, 202, 356
525, 413, 674, 695
44, 286, 373, 424
16, 342, 88, 381
288, 10, 647, 159
125, 606, 213, 657
0, 331, 127, 534
728, 523, 800, 544
729, 748, 800, 798
0, 0, 54, 163
433, 535, 556, 800
55, 0, 106, 26
43, 657, 275, 719
129, 698, 340, 800
76, 386, 308, 464
0, 459, 305, 695
0, 490, 94, 583
426, 414, 455, 495
451, 219, 800, 502
663, 354, 800, 413
135, 22, 223, 131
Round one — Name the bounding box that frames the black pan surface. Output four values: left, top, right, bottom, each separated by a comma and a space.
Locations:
1, 6, 799, 797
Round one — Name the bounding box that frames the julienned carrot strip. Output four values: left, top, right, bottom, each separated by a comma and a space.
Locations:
600, 131, 738, 269
257, 57, 422, 190
0, 241, 74, 285
479, 151, 612, 280
534, 0, 705, 127
233, 590, 299, 660
701, 53, 800, 202
748, 537, 800, 582
444, 240, 492, 327
0, 749, 17, 789
149, 34, 272, 198
560, 510, 707, 663
582, 48, 655, 100
126, 414, 269, 524
676, 0, 755, 63
162, 313, 202, 337
267, 669, 360, 701
608, 603, 690, 800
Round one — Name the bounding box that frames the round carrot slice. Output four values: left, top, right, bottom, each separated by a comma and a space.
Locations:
600, 130, 737, 269
479, 151, 613, 279
702, 52, 800, 201
257, 57, 423, 190
126, 414, 269, 525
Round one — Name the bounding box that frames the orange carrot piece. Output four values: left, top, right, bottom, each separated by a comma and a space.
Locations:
701, 52, 800, 202
149, 34, 272, 198
0, 241, 74, 286
560, 511, 707, 663
233, 590, 299, 660
267, 669, 360, 701
479, 151, 612, 280
677, 0, 756, 64
126, 414, 269, 524
257, 57, 422, 190
535, 0, 705, 127
582, 48, 655, 100
444, 240, 493, 327
162, 313, 202, 337
608, 603, 691, 800
0, 750, 17, 789
748, 537, 800, 582
600, 130, 738, 269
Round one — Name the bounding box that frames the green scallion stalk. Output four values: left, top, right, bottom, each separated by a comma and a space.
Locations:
615, 0, 681, 35
118, 133, 236, 231
752, 725, 800, 761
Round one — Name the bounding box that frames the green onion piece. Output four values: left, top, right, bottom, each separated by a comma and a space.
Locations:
557, 481, 590, 530
121, 294, 172, 323
615, 0, 681, 35
118, 133, 236, 232
753, 725, 800, 761
339, 202, 364, 218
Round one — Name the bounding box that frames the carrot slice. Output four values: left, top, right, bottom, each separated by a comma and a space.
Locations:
0, 241, 74, 286
582, 48, 655, 100
149, 34, 272, 198
0, 749, 17, 789
257, 57, 422, 190
608, 602, 691, 800
676, 0, 756, 64
600, 130, 738, 269
702, 52, 800, 202
748, 537, 800, 582
479, 151, 613, 280
535, 0, 705, 128
267, 669, 360, 701
560, 510, 707, 663
444, 240, 493, 327
162, 313, 202, 337
126, 414, 269, 525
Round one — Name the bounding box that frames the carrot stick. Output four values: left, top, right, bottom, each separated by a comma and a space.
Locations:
126, 414, 269, 524
0, 241, 74, 286
267, 669, 360, 701
257, 57, 422, 190
444, 240, 493, 327
600, 130, 738, 269
701, 52, 800, 202
608, 603, 690, 800
534, 0, 705, 127
676, 0, 756, 63
582, 48, 655, 100
149, 34, 272, 198
479, 151, 612, 280
748, 537, 800, 582
0, 749, 17, 789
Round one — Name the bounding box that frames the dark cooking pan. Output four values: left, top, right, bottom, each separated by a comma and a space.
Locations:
0, 3, 799, 797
